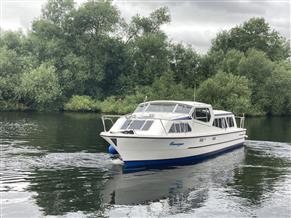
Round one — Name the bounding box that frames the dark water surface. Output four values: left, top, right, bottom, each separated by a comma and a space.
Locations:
1, 112, 291, 217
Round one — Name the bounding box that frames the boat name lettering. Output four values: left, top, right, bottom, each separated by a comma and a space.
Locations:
169, 141, 184, 146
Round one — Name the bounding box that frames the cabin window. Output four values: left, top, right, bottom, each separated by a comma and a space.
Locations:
146, 103, 176, 113
213, 119, 218, 127
142, 120, 154, 130
121, 119, 132, 129
129, 120, 145, 129
121, 119, 154, 131
175, 123, 181, 132
134, 103, 148, 113
213, 118, 227, 128
174, 104, 192, 114
227, 117, 235, 127
169, 123, 191, 133
222, 118, 227, 128
193, 108, 211, 122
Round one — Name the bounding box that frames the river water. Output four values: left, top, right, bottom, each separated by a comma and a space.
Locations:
1, 112, 290, 218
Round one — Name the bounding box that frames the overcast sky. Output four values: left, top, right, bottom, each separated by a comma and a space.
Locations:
1, 0, 290, 53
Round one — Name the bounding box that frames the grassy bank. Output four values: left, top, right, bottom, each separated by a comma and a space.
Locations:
0, 101, 30, 111
2, 96, 289, 117
63, 95, 142, 114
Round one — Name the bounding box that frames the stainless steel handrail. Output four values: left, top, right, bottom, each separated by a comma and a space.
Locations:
101, 114, 170, 134
235, 113, 245, 128
101, 115, 122, 132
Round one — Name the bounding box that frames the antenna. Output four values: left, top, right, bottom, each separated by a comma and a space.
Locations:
193, 84, 196, 102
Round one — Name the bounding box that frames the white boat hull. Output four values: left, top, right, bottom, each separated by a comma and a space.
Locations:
101, 130, 246, 168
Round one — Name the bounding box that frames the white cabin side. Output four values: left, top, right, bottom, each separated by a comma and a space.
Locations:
107, 101, 242, 137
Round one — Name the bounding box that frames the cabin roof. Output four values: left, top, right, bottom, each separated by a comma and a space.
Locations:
144, 100, 212, 108
213, 110, 233, 116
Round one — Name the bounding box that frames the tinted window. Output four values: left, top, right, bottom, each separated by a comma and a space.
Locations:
146, 103, 176, 113
186, 123, 191, 132
142, 120, 154, 130
121, 119, 154, 131
169, 123, 192, 133
169, 124, 176, 133
227, 117, 234, 127
129, 120, 145, 129
180, 123, 185, 132
175, 104, 192, 114
221, 118, 227, 128
193, 108, 211, 122
213, 119, 218, 127
175, 123, 181, 133
134, 103, 148, 113
213, 118, 227, 128
121, 119, 132, 129
218, 119, 222, 128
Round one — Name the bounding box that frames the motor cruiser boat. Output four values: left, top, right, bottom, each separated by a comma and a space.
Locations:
100, 100, 246, 168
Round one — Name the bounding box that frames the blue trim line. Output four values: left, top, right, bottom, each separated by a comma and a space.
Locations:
124, 143, 244, 169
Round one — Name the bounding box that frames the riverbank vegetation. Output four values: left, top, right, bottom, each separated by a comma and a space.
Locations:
1, 0, 290, 115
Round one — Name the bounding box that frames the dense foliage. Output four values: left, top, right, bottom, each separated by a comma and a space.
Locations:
197, 71, 251, 115
0, 0, 290, 115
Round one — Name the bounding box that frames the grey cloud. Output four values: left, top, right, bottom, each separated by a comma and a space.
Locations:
165, 28, 217, 53
194, 1, 267, 15
115, 0, 290, 54
2, 1, 44, 30
1, 0, 290, 54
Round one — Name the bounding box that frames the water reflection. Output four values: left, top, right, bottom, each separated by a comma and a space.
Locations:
27, 168, 108, 216
229, 141, 291, 207
245, 116, 291, 142
102, 148, 245, 214
0, 112, 107, 153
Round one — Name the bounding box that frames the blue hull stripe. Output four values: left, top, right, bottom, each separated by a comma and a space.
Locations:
124, 143, 244, 168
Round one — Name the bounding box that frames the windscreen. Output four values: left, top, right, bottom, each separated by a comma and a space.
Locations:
174, 104, 192, 114
145, 103, 176, 113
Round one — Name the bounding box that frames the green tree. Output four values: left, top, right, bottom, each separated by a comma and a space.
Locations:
221, 49, 244, 75
0, 47, 22, 100
238, 48, 274, 109
147, 71, 193, 101
258, 62, 291, 115
128, 32, 170, 87
118, 7, 171, 92
2, 1, 291, 116
19, 63, 62, 109
211, 17, 290, 61
125, 7, 170, 43
59, 53, 90, 97
197, 49, 225, 82
238, 48, 274, 82
42, 0, 74, 25
62, 0, 123, 97
169, 44, 200, 87
65, 0, 120, 39
0, 31, 25, 54
197, 71, 251, 114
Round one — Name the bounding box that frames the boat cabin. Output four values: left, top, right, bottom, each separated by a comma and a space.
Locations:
102, 101, 240, 135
